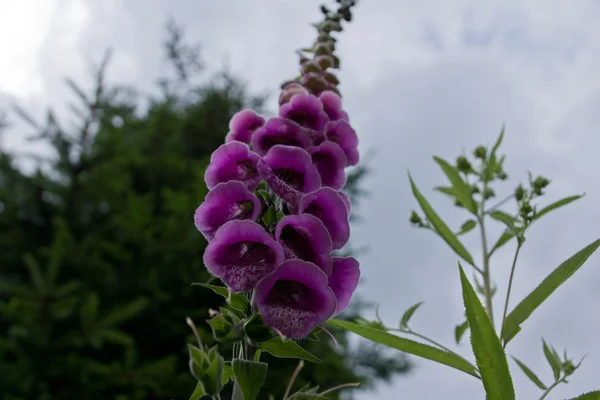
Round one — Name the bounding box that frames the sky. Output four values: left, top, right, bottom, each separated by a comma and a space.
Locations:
1, 0, 600, 399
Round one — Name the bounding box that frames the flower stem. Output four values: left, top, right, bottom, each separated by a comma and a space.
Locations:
500, 242, 522, 347
478, 211, 495, 329
319, 382, 361, 396
283, 360, 305, 399
539, 377, 565, 400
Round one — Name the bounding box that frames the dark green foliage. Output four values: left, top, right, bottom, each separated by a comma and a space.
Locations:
0, 22, 408, 400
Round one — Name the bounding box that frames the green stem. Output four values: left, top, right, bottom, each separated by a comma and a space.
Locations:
500, 242, 522, 347
478, 211, 495, 328
539, 378, 565, 400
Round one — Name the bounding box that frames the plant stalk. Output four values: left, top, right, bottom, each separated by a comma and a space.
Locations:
478, 213, 495, 329
500, 242, 522, 347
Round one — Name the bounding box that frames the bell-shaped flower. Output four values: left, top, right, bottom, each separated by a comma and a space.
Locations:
337, 190, 352, 214
275, 214, 332, 275
318, 91, 349, 122
250, 118, 311, 156
279, 93, 329, 133
299, 187, 350, 250
225, 109, 265, 144
194, 181, 262, 241
309, 141, 347, 190
279, 82, 309, 105
205, 141, 261, 191
203, 220, 284, 292
257, 145, 321, 206
328, 257, 360, 315
324, 120, 359, 166
255, 259, 337, 338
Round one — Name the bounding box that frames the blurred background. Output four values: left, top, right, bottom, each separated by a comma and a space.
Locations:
1, 1, 599, 399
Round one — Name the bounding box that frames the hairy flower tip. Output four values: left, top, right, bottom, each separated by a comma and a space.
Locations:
328, 257, 360, 315
257, 145, 321, 206
315, 54, 334, 70
275, 214, 333, 275
194, 181, 262, 241
309, 141, 347, 190
205, 141, 261, 191
318, 91, 348, 122
255, 259, 337, 338
250, 117, 311, 156
279, 82, 310, 106
203, 220, 284, 292
299, 187, 350, 250
324, 120, 359, 166
225, 109, 265, 144
300, 72, 329, 96
279, 93, 329, 133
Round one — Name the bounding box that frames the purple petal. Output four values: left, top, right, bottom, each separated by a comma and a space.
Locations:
250, 118, 311, 156
324, 121, 359, 166
299, 187, 350, 250
309, 141, 347, 190
255, 259, 337, 338
318, 91, 342, 120
328, 257, 360, 315
205, 142, 261, 191
225, 109, 265, 144
279, 93, 329, 132
203, 220, 284, 292
279, 83, 310, 106
194, 181, 262, 241
275, 214, 332, 275
257, 145, 321, 206
337, 191, 352, 214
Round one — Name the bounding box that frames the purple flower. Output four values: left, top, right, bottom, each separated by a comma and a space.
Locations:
257, 145, 321, 206
203, 220, 284, 292
318, 91, 349, 122
337, 191, 352, 214
205, 141, 261, 191
194, 181, 262, 241
225, 109, 265, 144
324, 120, 359, 166
275, 214, 332, 275
250, 118, 311, 156
309, 141, 347, 190
299, 187, 350, 250
255, 259, 337, 338
279, 93, 329, 132
279, 82, 310, 105
328, 257, 360, 315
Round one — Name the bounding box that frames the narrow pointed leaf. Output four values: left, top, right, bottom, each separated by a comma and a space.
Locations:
399, 301, 424, 329
512, 356, 547, 390
232, 359, 268, 400
534, 195, 584, 221
409, 174, 475, 266
455, 321, 469, 344
222, 362, 234, 385
490, 229, 515, 253
328, 319, 479, 378
259, 338, 321, 363
486, 127, 505, 181
567, 390, 600, 400
459, 264, 515, 399
189, 382, 206, 400
192, 283, 250, 314
542, 340, 561, 380
457, 220, 477, 236
502, 239, 600, 344
434, 186, 456, 198
433, 156, 477, 214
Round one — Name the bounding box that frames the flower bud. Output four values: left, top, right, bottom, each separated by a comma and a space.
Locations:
470, 184, 480, 194
324, 71, 340, 86
483, 187, 495, 200
519, 201, 533, 219
314, 42, 333, 56
473, 145, 487, 160
514, 185, 526, 201
409, 211, 422, 225
315, 55, 334, 70
320, 5, 330, 14
532, 176, 550, 195
301, 60, 323, 74
563, 359, 576, 375
300, 72, 329, 94
456, 156, 472, 174
497, 171, 508, 180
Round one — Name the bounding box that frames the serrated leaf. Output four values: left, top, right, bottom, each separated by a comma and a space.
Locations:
502, 239, 600, 344
328, 319, 479, 378
534, 195, 584, 221
192, 283, 250, 314
542, 339, 561, 380
399, 301, 424, 329
455, 321, 469, 344
459, 264, 515, 399
260, 338, 321, 363
457, 220, 477, 236
232, 359, 268, 400
409, 174, 475, 266
567, 390, 600, 400
512, 356, 547, 390
433, 156, 477, 214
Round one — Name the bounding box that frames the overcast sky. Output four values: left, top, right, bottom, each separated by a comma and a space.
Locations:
1, 1, 599, 399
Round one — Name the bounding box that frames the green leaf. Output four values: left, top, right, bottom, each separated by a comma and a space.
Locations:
399, 301, 424, 329
192, 283, 250, 314
433, 156, 477, 214
457, 220, 477, 236
459, 264, 515, 399
100, 297, 148, 327
512, 356, 547, 390
232, 359, 268, 400
566, 390, 600, 400
542, 339, 561, 380
455, 321, 469, 344
409, 174, 475, 266
259, 337, 321, 363
253, 349, 262, 362
489, 211, 521, 238
490, 230, 515, 253
434, 186, 456, 199
222, 362, 234, 385
534, 195, 584, 221
502, 239, 600, 344
23, 254, 46, 292
189, 382, 206, 400
327, 319, 479, 378
486, 127, 505, 181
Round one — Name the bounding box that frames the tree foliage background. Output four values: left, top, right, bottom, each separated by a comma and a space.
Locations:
0, 22, 409, 400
